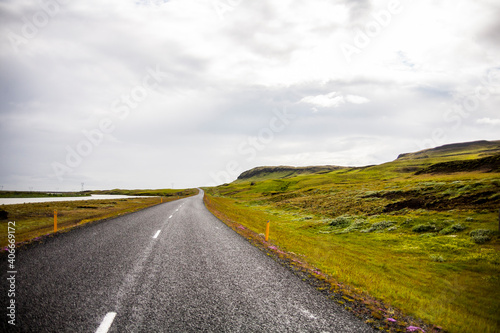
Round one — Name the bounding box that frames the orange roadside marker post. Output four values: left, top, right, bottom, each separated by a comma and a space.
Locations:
265, 221, 270, 242
54, 210, 57, 232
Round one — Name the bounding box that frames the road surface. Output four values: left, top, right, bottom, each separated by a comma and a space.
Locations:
1, 190, 374, 332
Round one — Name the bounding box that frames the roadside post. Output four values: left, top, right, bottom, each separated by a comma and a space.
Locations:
265, 220, 270, 242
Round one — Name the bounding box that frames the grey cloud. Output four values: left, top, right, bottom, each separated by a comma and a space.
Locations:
222, 1, 340, 61
1, 0, 499, 190
345, 0, 373, 26
479, 6, 500, 48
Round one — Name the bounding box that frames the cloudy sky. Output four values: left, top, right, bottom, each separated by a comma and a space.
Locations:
1, 0, 499, 191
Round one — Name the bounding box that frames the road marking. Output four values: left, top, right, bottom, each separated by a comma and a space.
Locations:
95, 312, 116, 333
153, 230, 161, 239
299, 307, 318, 320
169, 215, 173, 219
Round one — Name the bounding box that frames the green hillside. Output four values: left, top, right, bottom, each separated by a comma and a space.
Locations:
236, 165, 347, 182
204, 140, 500, 333
238, 140, 500, 183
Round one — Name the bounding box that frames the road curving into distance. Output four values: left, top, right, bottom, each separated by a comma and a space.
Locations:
1, 189, 374, 332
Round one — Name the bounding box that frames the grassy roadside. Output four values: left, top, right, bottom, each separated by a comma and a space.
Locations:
90, 188, 198, 197
0, 191, 90, 198
0, 189, 198, 250
201, 142, 500, 333
203, 193, 435, 332
203, 190, 499, 333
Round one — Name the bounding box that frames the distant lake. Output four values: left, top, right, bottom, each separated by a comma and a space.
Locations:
0, 194, 153, 206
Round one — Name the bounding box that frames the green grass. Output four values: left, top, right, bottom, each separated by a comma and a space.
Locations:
90, 188, 198, 197
0, 191, 91, 198
0, 188, 198, 249
203, 141, 500, 333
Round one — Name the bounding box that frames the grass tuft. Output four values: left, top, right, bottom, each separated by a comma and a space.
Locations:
469, 229, 495, 244
412, 224, 435, 233
329, 215, 354, 228
439, 223, 466, 235
360, 220, 395, 233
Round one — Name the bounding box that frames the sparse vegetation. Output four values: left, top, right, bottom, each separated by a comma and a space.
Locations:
329, 215, 353, 228
469, 229, 495, 244
439, 223, 466, 235
0, 188, 198, 249
360, 220, 395, 233
0, 190, 90, 198
412, 223, 435, 233
429, 254, 445, 262
90, 188, 198, 197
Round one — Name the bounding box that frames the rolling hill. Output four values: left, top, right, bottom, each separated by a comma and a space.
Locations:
237, 140, 500, 182
204, 139, 500, 333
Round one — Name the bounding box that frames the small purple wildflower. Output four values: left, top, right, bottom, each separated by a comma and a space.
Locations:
386, 318, 397, 323
236, 225, 245, 230
407, 326, 425, 332
269, 246, 278, 250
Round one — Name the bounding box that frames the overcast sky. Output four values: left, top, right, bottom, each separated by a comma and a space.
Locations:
1, 0, 499, 191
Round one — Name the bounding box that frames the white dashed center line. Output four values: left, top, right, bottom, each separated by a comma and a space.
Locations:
95, 312, 117, 333
95, 202, 185, 331
299, 307, 318, 320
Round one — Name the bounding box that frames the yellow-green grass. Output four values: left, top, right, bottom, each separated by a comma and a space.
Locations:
0, 190, 197, 249
0, 190, 90, 198
90, 188, 198, 197
203, 156, 500, 333
208, 142, 500, 331
204, 192, 499, 333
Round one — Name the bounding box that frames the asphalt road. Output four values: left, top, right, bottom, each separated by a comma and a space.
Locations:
1, 190, 374, 332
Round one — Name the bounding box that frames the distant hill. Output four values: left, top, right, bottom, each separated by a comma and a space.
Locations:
237, 165, 346, 181
206, 141, 500, 333
236, 140, 500, 182
396, 140, 500, 161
